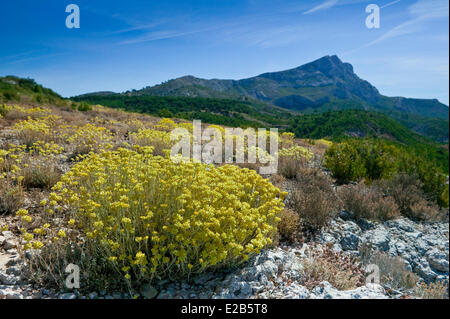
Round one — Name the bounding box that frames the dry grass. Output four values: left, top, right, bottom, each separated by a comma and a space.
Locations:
301, 244, 365, 290
278, 155, 306, 179
277, 208, 301, 244
374, 174, 444, 221
269, 173, 285, 189
0, 180, 24, 215
359, 244, 419, 291
370, 252, 418, 290
338, 181, 401, 221
292, 167, 341, 230
21, 161, 61, 190
414, 281, 449, 299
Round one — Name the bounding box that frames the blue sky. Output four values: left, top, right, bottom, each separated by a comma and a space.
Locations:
0, 0, 448, 104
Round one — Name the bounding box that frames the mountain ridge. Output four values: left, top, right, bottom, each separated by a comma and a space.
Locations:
112, 55, 448, 120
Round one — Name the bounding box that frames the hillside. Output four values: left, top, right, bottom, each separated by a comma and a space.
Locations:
72, 95, 294, 128
121, 55, 449, 120
1, 102, 448, 300
0, 76, 67, 106
288, 110, 449, 173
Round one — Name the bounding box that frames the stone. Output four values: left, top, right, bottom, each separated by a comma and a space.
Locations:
141, 284, 158, 299
5, 256, 20, 267
364, 227, 390, 251
415, 258, 438, 283
339, 210, 354, 220
318, 232, 335, 245
229, 281, 253, 297
386, 219, 415, 233
358, 219, 375, 230
1, 231, 14, 240
426, 249, 449, 273
0, 273, 19, 285
6, 266, 21, 276
5, 292, 22, 299
3, 240, 16, 250
58, 293, 77, 299
282, 283, 309, 299
340, 233, 360, 251
88, 292, 98, 299
311, 281, 388, 299
341, 221, 361, 234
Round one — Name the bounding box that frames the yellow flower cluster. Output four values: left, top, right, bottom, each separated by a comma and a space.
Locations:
278, 145, 314, 161
29, 148, 284, 282
0, 144, 27, 179
0, 140, 62, 183
154, 118, 177, 132
13, 115, 60, 147
29, 141, 64, 157
1, 104, 51, 118
316, 139, 333, 148
280, 132, 295, 148
64, 123, 114, 155
14, 117, 50, 135
130, 128, 173, 150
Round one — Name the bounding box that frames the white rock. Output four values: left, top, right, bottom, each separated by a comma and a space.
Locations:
3, 240, 16, 250
311, 281, 388, 299
426, 249, 449, 273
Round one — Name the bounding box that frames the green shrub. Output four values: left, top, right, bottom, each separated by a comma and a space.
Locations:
324, 142, 366, 183
0, 104, 8, 117
77, 102, 93, 112
1, 90, 20, 102
325, 139, 449, 208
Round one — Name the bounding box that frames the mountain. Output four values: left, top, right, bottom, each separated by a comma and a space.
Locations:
127, 55, 449, 120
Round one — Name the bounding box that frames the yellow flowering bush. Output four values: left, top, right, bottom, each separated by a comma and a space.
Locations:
26, 148, 284, 288
1, 141, 62, 190
280, 132, 295, 149
316, 139, 333, 148
29, 141, 64, 157
63, 123, 114, 157
130, 128, 174, 156
13, 115, 59, 147
279, 145, 314, 161
154, 118, 177, 132
0, 144, 27, 177
124, 119, 146, 133
0, 104, 10, 118
1, 104, 51, 120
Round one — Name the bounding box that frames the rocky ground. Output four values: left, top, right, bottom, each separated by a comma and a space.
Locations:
1, 214, 448, 299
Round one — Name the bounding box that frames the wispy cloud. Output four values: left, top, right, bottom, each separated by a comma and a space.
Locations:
2, 53, 66, 65
347, 0, 448, 53
119, 29, 203, 44
108, 22, 163, 35
380, 0, 401, 9
303, 0, 339, 15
